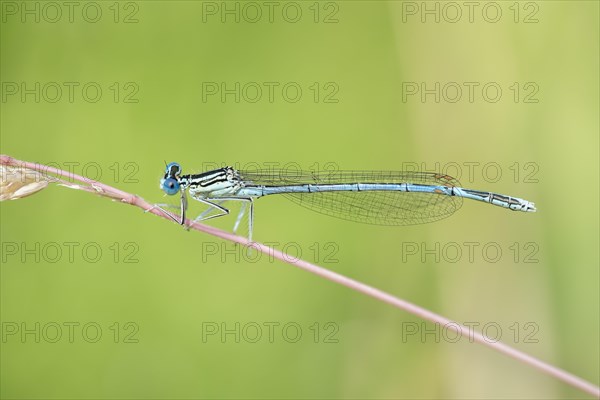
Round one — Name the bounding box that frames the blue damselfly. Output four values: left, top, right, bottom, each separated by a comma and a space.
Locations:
158, 163, 536, 240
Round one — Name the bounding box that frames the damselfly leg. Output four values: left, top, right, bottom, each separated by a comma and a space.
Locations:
188, 196, 254, 240
146, 187, 188, 224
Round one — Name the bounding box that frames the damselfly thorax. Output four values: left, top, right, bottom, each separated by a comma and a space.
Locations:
179, 166, 244, 198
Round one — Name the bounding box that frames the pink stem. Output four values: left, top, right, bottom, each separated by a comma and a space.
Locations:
1, 154, 598, 398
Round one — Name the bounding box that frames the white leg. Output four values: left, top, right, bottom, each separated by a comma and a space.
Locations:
236, 198, 254, 241
190, 197, 231, 224
197, 200, 225, 220
146, 203, 182, 224
197, 197, 254, 240
248, 199, 254, 242
233, 201, 247, 233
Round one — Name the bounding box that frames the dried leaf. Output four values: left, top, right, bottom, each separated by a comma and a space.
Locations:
0, 165, 50, 201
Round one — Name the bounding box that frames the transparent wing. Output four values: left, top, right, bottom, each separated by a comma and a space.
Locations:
238, 170, 463, 226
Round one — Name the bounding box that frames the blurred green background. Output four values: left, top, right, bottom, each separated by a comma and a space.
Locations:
1, 1, 598, 399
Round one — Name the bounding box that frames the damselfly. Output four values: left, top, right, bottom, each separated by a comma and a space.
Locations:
158, 163, 536, 240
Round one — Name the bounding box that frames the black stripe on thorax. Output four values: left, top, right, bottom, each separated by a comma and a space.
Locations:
183, 168, 230, 188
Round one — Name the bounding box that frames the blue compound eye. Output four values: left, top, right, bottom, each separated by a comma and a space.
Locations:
161, 178, 180, 195
165, 162, 181, 178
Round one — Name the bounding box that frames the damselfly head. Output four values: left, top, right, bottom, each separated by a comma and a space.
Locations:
164, 162, 182, 179
160, 177, 180, 195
